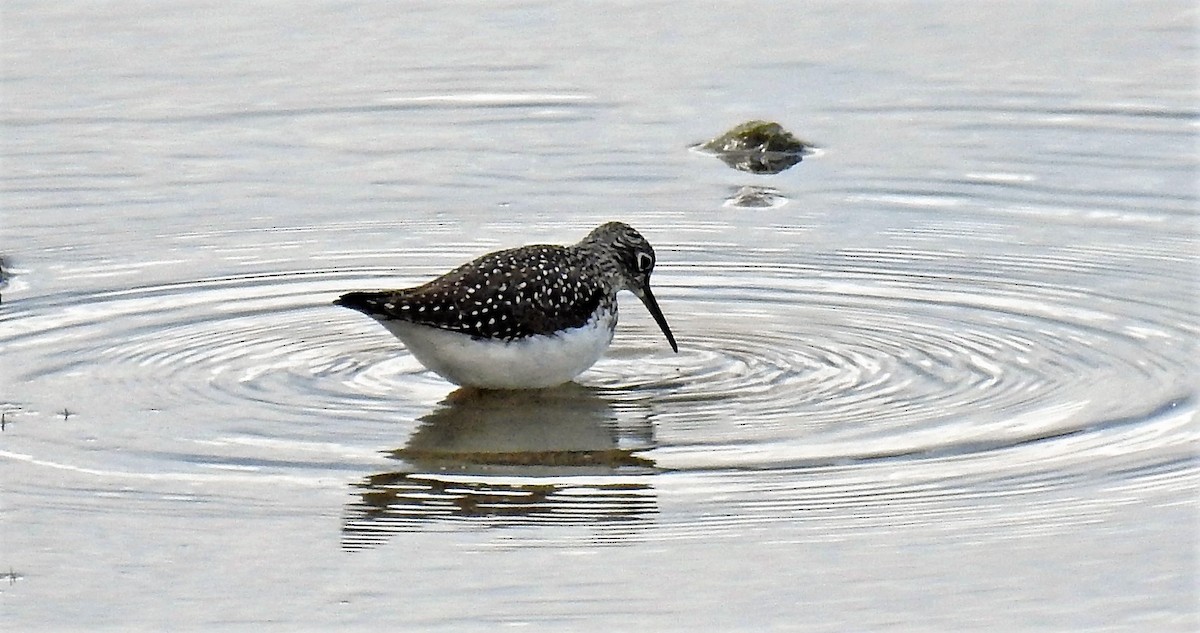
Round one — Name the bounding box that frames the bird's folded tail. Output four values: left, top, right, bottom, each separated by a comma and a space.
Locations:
333, 291, 394, 317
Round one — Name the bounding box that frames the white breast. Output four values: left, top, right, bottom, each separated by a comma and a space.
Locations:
379, 307, 617, 389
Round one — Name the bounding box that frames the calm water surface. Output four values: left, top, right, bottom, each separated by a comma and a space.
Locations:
2, 2, 1197, 631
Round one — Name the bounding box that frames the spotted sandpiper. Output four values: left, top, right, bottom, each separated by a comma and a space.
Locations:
335, 222, 677, 389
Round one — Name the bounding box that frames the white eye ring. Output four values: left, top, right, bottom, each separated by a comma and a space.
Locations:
636, 252, 654, 272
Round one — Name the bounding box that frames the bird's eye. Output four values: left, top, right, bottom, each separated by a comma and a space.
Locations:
635, 252, 654, 272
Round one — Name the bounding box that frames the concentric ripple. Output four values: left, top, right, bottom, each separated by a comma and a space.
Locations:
5, 273, 415, 418
2, 229, 1195, 541
585, 244, 1194, 470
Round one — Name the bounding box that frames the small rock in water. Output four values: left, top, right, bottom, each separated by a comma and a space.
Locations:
700, 120, 810, 154
0, 255, 8, 304
693, 120, 815, 174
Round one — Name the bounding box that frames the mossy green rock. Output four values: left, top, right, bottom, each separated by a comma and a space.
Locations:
699, 120, 809, 155
694, 120, 813, 174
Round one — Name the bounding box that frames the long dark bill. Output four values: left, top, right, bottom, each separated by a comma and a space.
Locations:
635, 285, 678, 353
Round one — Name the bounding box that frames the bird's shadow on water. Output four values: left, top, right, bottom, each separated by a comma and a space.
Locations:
341, 384, 659, 551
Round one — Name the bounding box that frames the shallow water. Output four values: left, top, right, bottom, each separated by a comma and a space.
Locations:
2, 1, 1198, 631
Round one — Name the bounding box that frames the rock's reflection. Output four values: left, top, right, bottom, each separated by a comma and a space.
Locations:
707, 149, 807, 175
342, 385, 657, 550
724, 185, 788, 209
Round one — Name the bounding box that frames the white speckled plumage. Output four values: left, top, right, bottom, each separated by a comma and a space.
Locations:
335, 222, 676, 389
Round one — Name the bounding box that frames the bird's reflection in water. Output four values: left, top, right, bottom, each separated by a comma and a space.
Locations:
343, 384, 658, 550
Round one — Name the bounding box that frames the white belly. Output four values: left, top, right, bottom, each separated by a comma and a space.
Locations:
379, 308, 616, 389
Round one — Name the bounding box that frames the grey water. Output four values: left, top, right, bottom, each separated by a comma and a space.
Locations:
2, 2, 1197, 631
